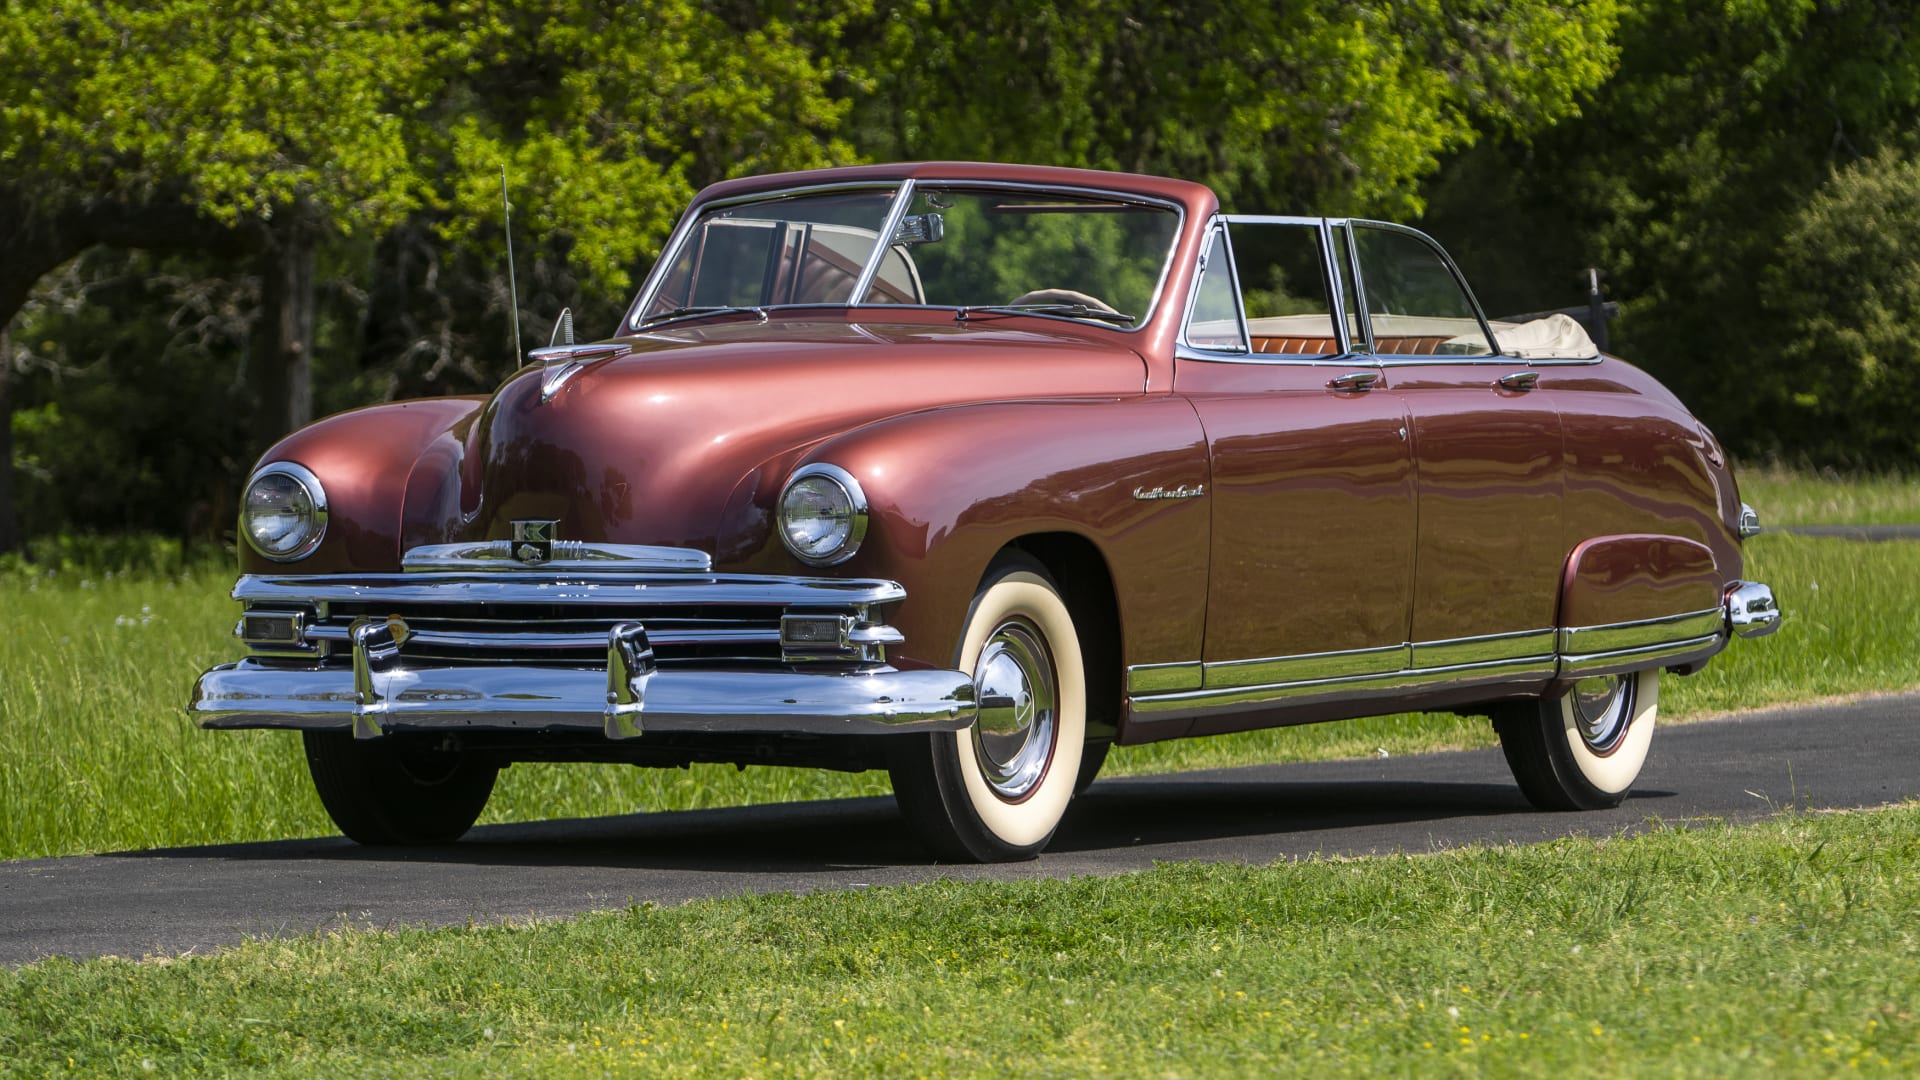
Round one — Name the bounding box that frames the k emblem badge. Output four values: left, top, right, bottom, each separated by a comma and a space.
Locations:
511, 519, 558, 564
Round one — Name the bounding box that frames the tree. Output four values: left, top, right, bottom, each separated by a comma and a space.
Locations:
834, 0, 1622, 217
0, 0, 857, 550
1420, 0, 1920, 463
1765, 149, 1920, 464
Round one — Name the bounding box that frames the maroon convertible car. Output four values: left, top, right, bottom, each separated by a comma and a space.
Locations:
192, 162, 1781, 861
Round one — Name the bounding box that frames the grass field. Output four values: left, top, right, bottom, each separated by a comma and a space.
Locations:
1737, 462, 1920, 525
2, 531, 1915, 861
2, 802, 1915, 1075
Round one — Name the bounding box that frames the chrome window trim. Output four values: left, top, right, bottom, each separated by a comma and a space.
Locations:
1344, 218, 1505, 362
1330, 220, 1374, 355
1176, 214, 1384, 368
848, 178, 919, 304
626, 180, 908, 333
1176, 219, 1252, 355
634, 179, 1186, 335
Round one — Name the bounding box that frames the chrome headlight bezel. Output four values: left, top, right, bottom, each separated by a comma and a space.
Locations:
241, 461, 329, 562
777, 462, 869, 567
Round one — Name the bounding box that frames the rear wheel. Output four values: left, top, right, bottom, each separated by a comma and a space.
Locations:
1494, 668, 1659, 811
890, 556, 1087, 862
303, 731, 498, 845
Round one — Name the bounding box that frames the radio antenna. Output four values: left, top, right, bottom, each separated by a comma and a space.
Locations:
500, 165, 523, 362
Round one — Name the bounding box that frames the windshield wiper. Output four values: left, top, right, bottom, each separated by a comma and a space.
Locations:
639, 305, 769, 327
955, 303, 1136, 326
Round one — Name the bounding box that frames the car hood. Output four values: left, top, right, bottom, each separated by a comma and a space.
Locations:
399, 316, 1147, 566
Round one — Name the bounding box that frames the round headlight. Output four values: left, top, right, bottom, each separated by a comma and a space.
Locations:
241, 461, 328, 561
778, 463, 868, 566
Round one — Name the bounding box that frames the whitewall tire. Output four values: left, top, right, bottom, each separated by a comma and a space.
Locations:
890, 555, 1087, 861
1495, 668, 1659, 811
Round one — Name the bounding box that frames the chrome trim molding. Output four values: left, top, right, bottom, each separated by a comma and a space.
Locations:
192, 655, 978, 738
233, 571, 906, 609
1726, 580, 1782, 639
1127, 611, 1751, 722
1130, 654, 1558, 721
402, 541, 713, 573
848, 178, 918, 304
1410, 628, 1555, 669
1126, 661, 1204, 695
1205, 643, 1406, 690
1557, 609, 1722, 658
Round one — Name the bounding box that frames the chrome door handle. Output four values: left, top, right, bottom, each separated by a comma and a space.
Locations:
1496, 370, 1540, 392
1328, 371, 1381, 392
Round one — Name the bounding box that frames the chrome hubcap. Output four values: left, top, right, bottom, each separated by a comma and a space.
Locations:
970, 618, 1058, 800
1570, 674, 1633, 753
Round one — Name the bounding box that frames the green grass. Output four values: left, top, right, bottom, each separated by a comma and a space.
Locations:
4, 803, 1917, 1075
3, 532, 1916, 861
1737, 462, 1920, 525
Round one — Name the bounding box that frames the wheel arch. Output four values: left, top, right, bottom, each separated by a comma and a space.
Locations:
1003, 532, 1123, 741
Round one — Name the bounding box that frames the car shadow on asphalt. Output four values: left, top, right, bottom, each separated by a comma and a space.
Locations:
102, 776, 1676, 872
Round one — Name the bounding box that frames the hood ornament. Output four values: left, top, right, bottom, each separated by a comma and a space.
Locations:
527, 308, 632, 403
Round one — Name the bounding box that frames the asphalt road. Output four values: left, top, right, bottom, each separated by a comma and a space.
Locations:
4, 691, 1917, 967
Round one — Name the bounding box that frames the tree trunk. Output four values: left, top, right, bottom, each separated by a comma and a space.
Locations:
248, 227, 317, 452
0, 323, 18, 556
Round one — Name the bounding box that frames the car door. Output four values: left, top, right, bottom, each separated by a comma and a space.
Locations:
1147, 217, 1416, 730
1346, 221, 1564, 675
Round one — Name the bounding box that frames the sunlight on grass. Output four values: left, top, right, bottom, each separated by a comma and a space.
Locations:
3, 804, 1916, 1075
1737, 461, 1920, 525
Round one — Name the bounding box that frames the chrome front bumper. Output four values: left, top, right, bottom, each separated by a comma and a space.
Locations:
191, 654, 978, 740
190, 568, 977, 740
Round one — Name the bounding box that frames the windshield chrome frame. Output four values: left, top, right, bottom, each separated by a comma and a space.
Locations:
625, 181, 908, 333
624, 178, 1186, 335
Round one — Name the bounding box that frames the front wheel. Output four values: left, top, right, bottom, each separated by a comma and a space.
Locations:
1494, 668, 1659, 811
889, 556, 1087, 862
302, 731, 499, 845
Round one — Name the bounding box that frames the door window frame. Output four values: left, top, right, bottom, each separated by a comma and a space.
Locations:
1176, 215, 1373, 367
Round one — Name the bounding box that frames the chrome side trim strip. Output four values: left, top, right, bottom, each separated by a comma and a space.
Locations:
1558, 608, 1722, 657
1410, 628, 1555, 669
1204, 643, 1406, 690
1130, 654, 1557, 721
1559, 634, 1723, 678
403, 542, 712, 573
1126, 661, 1203, 695
1128, 613, 1737, 722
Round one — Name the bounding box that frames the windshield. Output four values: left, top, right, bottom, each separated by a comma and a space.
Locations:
634, 182, 1181, 329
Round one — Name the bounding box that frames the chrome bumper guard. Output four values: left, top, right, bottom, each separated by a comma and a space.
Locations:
192, 570, 977, 740
1725, 579, 1782, 639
